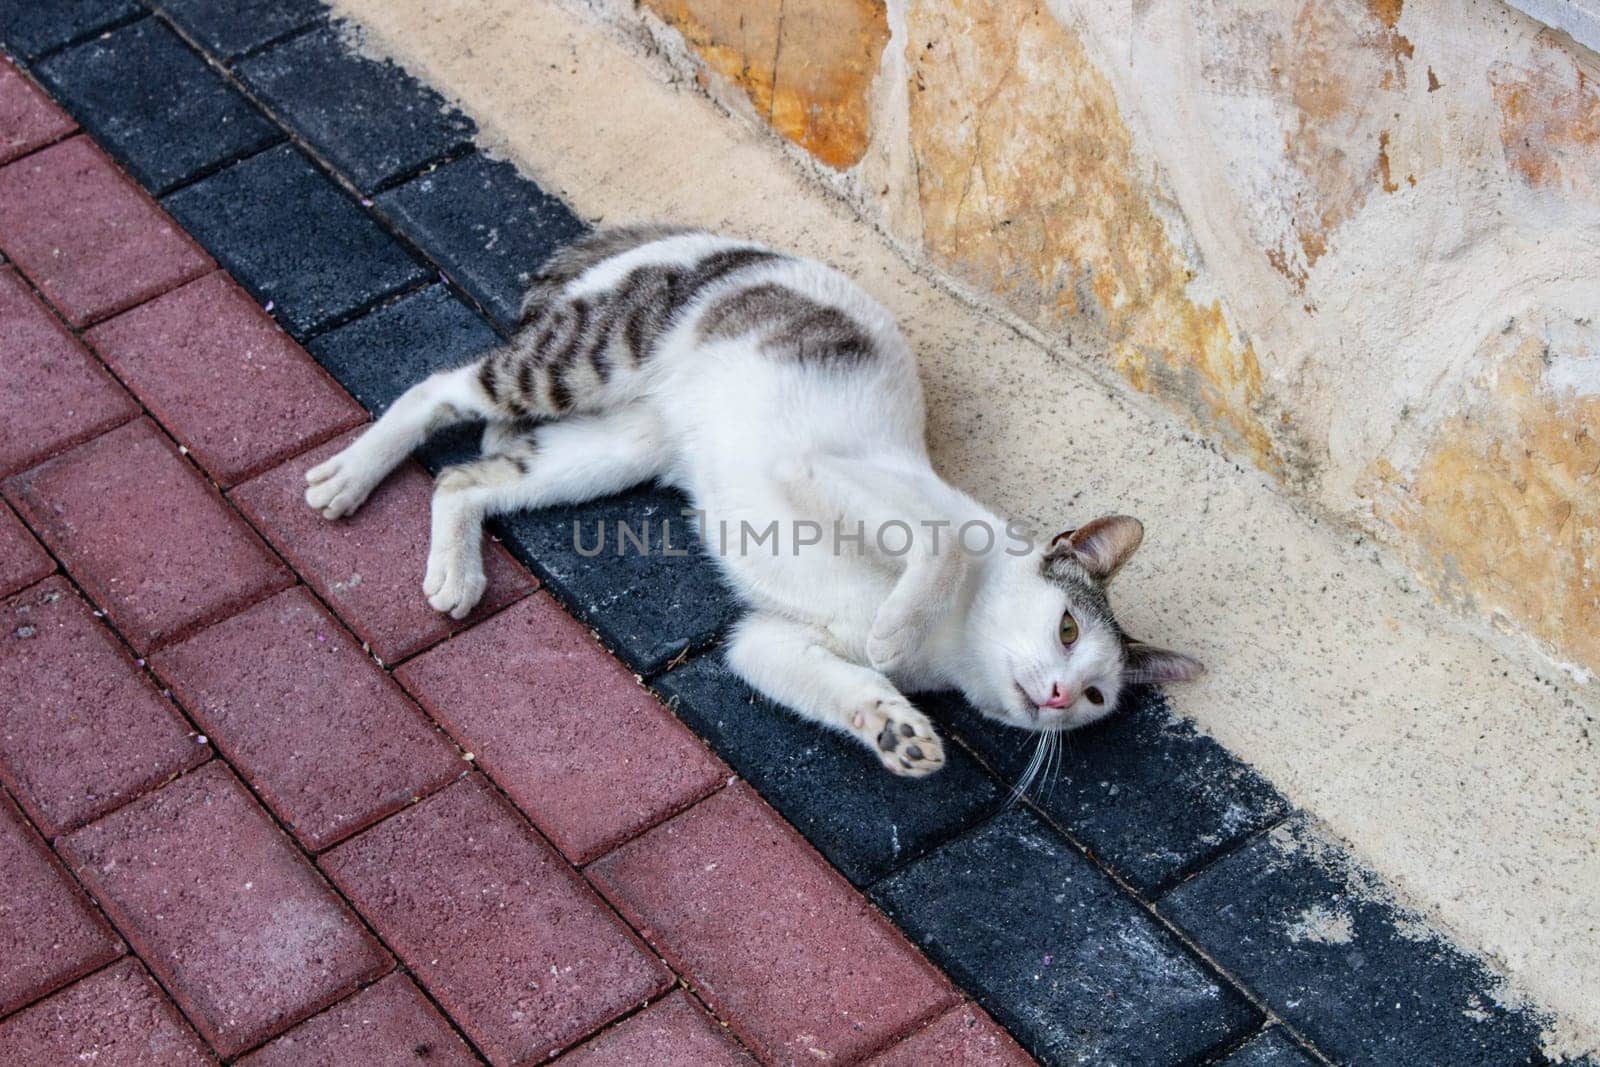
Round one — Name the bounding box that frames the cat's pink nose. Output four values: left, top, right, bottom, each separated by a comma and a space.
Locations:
1042, 683, 1074, 709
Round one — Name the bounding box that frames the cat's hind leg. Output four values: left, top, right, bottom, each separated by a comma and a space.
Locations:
306, 363, 499, 519
726, 612, 946, 777
423, 402, 666, 617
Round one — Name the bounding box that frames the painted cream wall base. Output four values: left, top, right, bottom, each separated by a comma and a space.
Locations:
328, 0, 1599, 1056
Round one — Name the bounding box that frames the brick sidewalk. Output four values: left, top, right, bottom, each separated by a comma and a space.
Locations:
0, 4, 1567, 1065
0, 57, 1018, 1067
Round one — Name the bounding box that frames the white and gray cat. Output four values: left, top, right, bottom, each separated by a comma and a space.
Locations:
305, 226, 1203, 777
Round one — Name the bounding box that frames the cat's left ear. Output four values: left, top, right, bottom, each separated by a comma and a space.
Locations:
1124, 641, 1206, 684
1049, 515, 1144, 581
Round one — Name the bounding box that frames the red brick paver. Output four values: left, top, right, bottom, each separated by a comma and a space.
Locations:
234, 430, 534, 663
0, 577, 206, 836
0, 265, 137, 476
156, 586, 464, 851
0, 791, 122, 1017
322, 776, 672, 1065
557, 991, 754, 1066
0, 500, 53, 595
397, 593, 726, 863
866, 1003, 1035, 1065
7, 418, 293, 651
589, 783, 958, 1066
0, 136, 212, 326
0, 57, 74, 166
86, 272, 366, 487
0, 958, 212, 1066
239, 972, 477, 1067
60, 763, 392, 1058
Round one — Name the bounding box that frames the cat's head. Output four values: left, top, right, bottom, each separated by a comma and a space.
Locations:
964, 515, 1204, 731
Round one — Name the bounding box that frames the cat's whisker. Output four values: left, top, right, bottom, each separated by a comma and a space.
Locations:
1030, 742, 1056, 799
1007, 732, 1050, 806
1043, 730, 1063, 802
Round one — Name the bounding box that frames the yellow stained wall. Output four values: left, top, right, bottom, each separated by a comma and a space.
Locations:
639, 0, 888, 169
1365, 334, 1600, 669
902, 0, 1280, 472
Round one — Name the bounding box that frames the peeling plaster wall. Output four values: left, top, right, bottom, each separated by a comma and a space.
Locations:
1060, 0, 1600, 673
600, 0, 1600, 675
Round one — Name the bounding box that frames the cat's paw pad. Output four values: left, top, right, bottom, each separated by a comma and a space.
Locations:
422, 547, 486, 620
851, 699, 945, 778
304, 449, 379, 520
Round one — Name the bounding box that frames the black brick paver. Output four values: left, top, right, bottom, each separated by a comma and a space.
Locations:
376, 151, 585, 330
1214, 1027, 1321, 1066
164, 142, 427, 337
35, 17, 279, 193
237, 25, 474, 192
0, 0, 141, 63
307, 282, 500, 412
873, 807, 1261, 1065
1159, 815, 1549, 1066
154, 0, 326, 63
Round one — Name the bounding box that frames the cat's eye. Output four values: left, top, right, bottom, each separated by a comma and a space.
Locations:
1059, 612, 1079, 646
1085, 686, 1104, 706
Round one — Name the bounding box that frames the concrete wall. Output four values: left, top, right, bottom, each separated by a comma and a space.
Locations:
603, 0, 1600, 676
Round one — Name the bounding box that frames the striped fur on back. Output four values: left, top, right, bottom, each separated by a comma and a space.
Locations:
700, 282, 874, 366
480, 227, 875, 417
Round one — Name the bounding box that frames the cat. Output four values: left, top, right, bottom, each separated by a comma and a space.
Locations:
305, 225, 1203, 777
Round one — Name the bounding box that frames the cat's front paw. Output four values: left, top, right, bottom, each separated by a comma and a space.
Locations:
850, 698, 945, 778
423, 543, 486, 620
304, 447, 381, 520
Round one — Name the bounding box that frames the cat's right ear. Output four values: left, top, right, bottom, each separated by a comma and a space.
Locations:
1047, 515, 1144, 581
